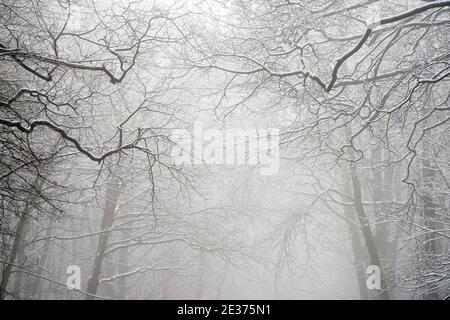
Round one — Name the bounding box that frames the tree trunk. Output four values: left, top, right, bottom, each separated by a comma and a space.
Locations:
421, 145, 440, 299
340, 172, 369, 299
344, 126, 389, 300
86, 178, 121, 299
0, 182, 39, 300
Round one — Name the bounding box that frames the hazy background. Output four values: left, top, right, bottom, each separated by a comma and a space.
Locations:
0, 0, 449, 300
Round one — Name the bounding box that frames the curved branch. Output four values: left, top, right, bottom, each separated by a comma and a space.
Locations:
0, 118, 139, 163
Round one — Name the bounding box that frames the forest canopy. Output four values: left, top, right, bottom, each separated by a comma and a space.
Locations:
0, 0, 449, 300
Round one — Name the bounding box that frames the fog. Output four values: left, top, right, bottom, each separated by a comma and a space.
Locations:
0, 0, 449, 300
